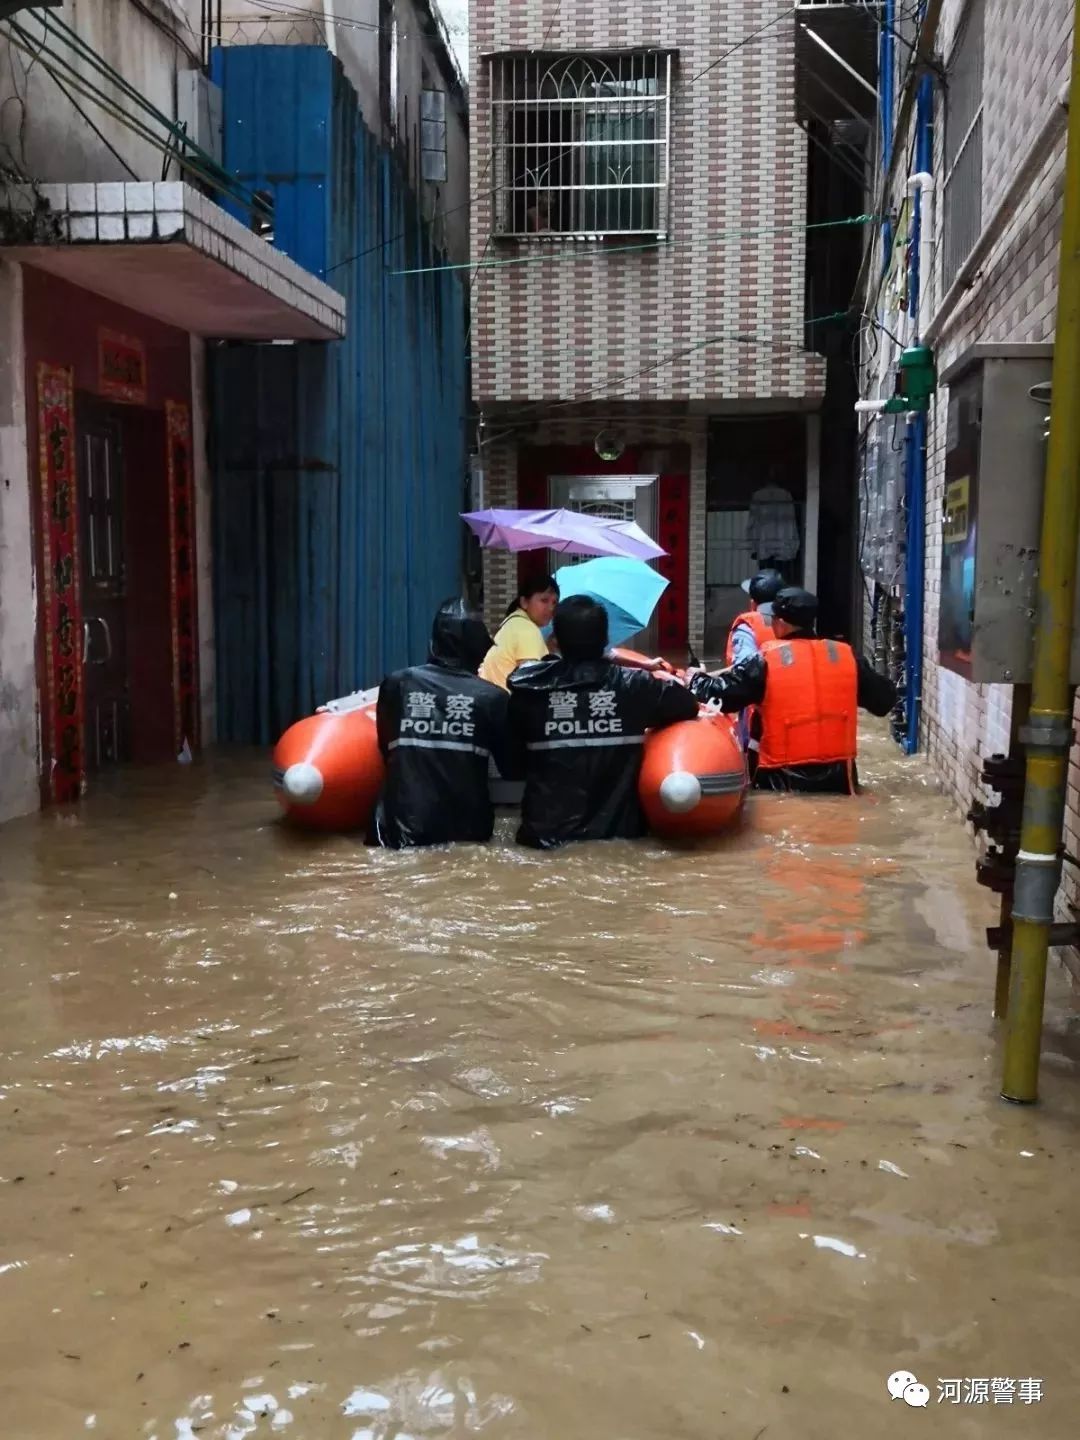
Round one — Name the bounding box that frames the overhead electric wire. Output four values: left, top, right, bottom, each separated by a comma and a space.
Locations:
224, 0, 467, 80
2, 13, 270, 216
128, 0, 202, 64
50, 68, 140, 180
847, 0, 938, 317
463, 0, 565, 332
391, 214, 879, 275
684, 5, 798, 88
478, 309, 853, 447
2, 27, 257, 209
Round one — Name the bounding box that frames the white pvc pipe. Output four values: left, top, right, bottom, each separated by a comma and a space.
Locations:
907, 171, 935, 341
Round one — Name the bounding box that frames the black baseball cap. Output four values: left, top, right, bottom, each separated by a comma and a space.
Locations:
772, 587, 818, 627
740, 568, 785, 604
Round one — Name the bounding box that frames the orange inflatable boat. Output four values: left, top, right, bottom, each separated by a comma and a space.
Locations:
271, 686, 384, 832
272, 657, 747, 838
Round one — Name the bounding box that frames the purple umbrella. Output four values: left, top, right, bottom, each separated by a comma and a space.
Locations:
461, 508, 667, 561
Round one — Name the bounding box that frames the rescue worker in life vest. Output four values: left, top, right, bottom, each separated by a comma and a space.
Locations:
508, 596, 699, 847
727, 568, 784, 665
688, 587, 897, 794
726, 567, 784, 767
372, 598, 513, 848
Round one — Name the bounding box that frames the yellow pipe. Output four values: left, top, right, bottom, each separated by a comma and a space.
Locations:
1002, 4, 1080, 1102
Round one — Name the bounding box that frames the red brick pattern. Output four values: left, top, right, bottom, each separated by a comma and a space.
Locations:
469, 0, 827, 405
471, 1, 827, 650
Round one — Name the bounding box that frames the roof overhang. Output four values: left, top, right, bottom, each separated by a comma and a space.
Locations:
795, 1, 879, 128
0, 180, 345, 341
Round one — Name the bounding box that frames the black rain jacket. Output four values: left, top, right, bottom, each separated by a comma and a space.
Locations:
372, 602, 512, 848
508, 655, 699, 848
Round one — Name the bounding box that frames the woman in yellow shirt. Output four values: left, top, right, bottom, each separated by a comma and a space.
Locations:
479, 574, 560, 689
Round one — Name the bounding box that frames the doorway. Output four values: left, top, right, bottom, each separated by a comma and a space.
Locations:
548, 474, 661, 653
73, 397, 175, 778
76, 398, 130, 772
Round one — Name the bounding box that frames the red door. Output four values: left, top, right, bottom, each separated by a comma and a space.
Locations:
76, 398, 131, 770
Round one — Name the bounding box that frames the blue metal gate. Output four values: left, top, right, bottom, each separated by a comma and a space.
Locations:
210, 46, 466, 743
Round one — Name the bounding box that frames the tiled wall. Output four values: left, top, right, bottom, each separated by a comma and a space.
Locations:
923, 0, 1070, 813
863, 0, 1077, 963
470, 0, 832, 652
468, 0, 826, 407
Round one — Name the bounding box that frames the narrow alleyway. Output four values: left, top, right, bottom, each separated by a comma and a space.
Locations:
1, 729, 1078, 1439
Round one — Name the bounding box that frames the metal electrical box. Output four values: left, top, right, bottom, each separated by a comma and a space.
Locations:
178, 71, 224, 168
937, 343, 1071, 684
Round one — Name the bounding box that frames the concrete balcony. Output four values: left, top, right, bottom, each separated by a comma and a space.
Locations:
0, 180, 345, 341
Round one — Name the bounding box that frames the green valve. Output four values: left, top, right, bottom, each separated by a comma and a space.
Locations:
896, 344, 936, 411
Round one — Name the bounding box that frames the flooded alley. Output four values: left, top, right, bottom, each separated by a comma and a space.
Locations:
2, 729, 1080, 1439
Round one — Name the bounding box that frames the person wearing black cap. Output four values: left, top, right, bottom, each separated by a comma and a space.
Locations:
688, 587, 897, 794
371, 598, 514, 847
727, 568, 785, 666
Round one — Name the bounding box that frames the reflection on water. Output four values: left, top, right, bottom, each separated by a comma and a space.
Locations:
1, 727, 1079, 1438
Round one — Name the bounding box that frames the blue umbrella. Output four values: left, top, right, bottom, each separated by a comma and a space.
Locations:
552, 557, 669, 647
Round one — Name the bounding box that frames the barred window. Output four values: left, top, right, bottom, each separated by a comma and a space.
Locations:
487, 51, 672, 239
942, 0, 985, 289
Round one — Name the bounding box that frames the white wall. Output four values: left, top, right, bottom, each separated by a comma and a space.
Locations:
0, 260, 39, 823
0, 1, 200, 187
326, 0, 382, 123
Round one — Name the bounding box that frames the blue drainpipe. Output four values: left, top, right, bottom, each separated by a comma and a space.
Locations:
879, 1, 896, 285
904, 70, 935, 754
881, 0, 895, 173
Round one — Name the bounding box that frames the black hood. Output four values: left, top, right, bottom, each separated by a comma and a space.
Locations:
429, 598, 493, 673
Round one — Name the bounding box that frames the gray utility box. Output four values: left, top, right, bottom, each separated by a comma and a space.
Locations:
937, 343, 1068, 684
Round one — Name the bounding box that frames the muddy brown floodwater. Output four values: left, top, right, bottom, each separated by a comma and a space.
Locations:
2, 727, 1080, 1439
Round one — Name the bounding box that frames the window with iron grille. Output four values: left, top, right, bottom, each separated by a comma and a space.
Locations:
942, 0, 985, 290
487, 51, 672, 239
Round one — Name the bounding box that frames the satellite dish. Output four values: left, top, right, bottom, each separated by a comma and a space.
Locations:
594, 430, 624, 462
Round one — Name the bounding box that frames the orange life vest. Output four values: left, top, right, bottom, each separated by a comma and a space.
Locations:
758, 639, 858, 771
725, 609, 772, 666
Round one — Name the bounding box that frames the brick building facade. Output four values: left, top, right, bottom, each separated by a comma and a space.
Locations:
469, 1, 843, 656
857, 1, 1076, 966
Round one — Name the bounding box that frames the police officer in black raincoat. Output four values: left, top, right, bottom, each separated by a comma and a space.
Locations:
372, 598, 513, 848
508, 596, 699, 849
